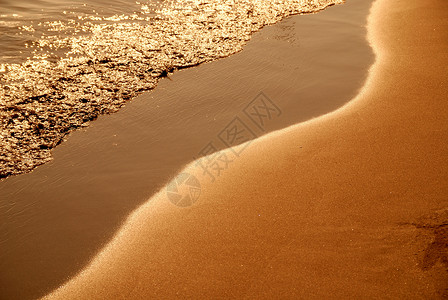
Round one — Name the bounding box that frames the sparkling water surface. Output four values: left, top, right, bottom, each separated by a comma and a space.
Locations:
0, 0, 342, 178
0, 0, 161, 64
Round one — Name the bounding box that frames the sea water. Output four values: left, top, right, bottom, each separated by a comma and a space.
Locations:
0, 0, 342, 177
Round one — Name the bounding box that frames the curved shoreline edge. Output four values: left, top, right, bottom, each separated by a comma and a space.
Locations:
44, 0, 448, 298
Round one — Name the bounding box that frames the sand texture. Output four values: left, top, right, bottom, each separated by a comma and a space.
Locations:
43, 0, 448, 298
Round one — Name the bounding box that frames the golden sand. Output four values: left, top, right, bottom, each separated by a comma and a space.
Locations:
44, 0, 448, 298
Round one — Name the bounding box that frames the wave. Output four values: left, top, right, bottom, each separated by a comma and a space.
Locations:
0, 0, 343, 178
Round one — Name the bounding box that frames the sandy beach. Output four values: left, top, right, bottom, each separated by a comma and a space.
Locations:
41, 0, 448, 298
0, 1, 375, 299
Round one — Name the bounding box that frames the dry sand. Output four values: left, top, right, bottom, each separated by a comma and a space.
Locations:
44, 0, 448, 298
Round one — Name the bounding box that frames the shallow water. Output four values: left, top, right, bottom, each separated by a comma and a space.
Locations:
0, 0, 341, 178
0, 0, 342, 177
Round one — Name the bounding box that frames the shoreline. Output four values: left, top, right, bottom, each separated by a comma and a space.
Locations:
0, 2, 375, 299
44, 0, 448, 298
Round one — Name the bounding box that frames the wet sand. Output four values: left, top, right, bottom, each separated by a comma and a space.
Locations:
43, 0, 448, 298
0, 2, 374, 299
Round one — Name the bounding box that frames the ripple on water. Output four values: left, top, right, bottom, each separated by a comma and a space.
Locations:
0, 0, 343, 178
